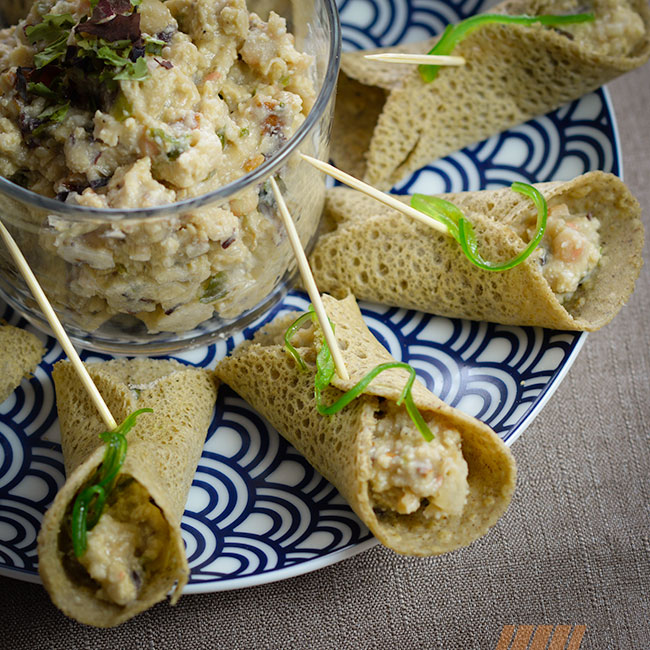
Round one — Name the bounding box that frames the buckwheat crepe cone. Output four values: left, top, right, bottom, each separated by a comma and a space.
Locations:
0, 324, 44, 402
309, 172, 643, 330
38, 359, 217, 628
216, 294, 516, 556
332, 0, 650, 188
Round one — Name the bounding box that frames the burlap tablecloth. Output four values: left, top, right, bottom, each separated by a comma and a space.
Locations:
1, 63, 648, 650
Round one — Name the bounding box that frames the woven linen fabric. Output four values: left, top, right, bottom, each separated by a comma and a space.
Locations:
2, 68, 649, 650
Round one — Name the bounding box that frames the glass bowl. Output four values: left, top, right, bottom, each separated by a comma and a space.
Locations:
0, 0, 341, 353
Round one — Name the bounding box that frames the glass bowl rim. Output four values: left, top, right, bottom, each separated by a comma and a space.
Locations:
0, 0, 341, 222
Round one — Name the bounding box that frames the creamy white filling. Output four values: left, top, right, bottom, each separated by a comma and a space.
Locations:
80, 513, 142, 606
77, 478, 168, 607
0, 0, 317, 333
369, 404, 469, 519
561, 1, 645, 58
519, 203, 602, 303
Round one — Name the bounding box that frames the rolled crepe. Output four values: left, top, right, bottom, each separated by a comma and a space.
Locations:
0, 324, 44, 402
38, 359, 217, 627
332, 0, 650, 189
308, 172, 643, 330
216, 294, 516, 556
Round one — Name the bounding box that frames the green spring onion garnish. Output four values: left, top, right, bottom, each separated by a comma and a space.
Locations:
284, 311, 434, 441
71, 408, 152, 558
283, 311, 312, 371
419, 12, 595, 83
411, 182, 548, 271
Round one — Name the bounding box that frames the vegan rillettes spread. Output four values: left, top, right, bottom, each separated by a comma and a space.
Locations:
0, 0, 318, 332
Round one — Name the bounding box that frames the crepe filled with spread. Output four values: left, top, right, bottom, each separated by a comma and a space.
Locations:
308, 172, 643, 331
332, 0, 650, 189
216, 294, 516, 556
38, 358, 217, 627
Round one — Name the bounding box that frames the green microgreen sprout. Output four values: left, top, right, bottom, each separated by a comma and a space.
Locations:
70, 408, 152, 558
113, 57, 150, 81
26, 81, 59, 100
19, 5, 156, 140
284, 309, 434, 441
144, 35, 166, 56
411, 182, 548, 271
93, 44, 130, 67
25, 14, 76, 68
32, 102, 70, 135
419, 12, 595, 83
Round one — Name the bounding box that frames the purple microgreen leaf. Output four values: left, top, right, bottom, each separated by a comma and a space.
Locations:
155, 26, 176, 43
129, 37, 145, 61
14, 67, 30, 101
25, 14, 75, 44
91, 0, 133, 20
77, 12, 141, 42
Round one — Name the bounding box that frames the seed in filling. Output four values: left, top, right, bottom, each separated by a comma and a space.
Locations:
77, 478, 169, 606
518, 203, 601, 304
369, 403, 469, 519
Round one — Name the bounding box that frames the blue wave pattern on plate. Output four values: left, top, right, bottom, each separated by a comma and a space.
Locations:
0, 0, 617, 589
398, 92, 619, 194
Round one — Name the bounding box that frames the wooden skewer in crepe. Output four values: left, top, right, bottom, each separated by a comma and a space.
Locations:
269, 176, 350, 382
0, 220, 117, 430
364, 53, 465, 66
299, 155, 450, 237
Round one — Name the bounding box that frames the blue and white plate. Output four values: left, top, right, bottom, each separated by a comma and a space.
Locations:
0, 0, 620, 591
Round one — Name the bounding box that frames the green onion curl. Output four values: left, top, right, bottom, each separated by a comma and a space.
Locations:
284, 313, 434, 441
283, 311, 313, 371
419, 12, 595, 83
71, 408, 153, 558
315, 362, 433, 442
284, 307, 336, 397
411, 181, 548, 271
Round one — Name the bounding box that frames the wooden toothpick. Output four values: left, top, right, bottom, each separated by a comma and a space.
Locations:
0, 220, 117, 430
269, 177, 350, 382
364, 53, 465, 66
299, 155, 450, 237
